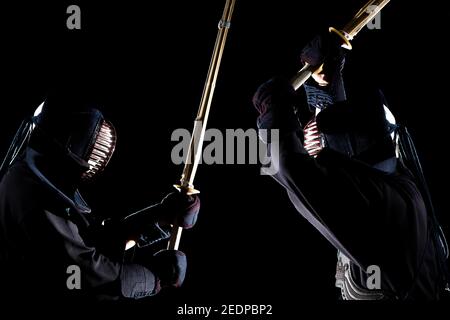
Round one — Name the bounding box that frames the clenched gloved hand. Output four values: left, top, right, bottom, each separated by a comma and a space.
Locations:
300, 31, 348, 107
152, 249, 187, 291
120, 249, 187, 298
158, 191, 200, 229
252, 77, 300, 132
103, 192, 199, 249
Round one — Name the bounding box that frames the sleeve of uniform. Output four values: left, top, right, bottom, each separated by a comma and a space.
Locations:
44, 210, 160, 299
103, 193, 200, 249
254, 78, 387, 269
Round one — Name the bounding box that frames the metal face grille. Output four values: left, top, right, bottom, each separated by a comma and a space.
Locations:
82, 120, 117, 181
303, 118, 324, 157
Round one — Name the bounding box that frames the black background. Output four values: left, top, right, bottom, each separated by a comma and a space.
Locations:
1, 0, 449, 314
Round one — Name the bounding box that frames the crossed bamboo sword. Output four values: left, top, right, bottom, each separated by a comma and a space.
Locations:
168, 0, 391, 250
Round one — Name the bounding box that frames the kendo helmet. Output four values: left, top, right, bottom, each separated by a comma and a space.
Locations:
29, 92, 117, 182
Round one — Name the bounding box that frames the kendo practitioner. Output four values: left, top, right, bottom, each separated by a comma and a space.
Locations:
253, 32, 449, 300
0, 91, 200, 302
